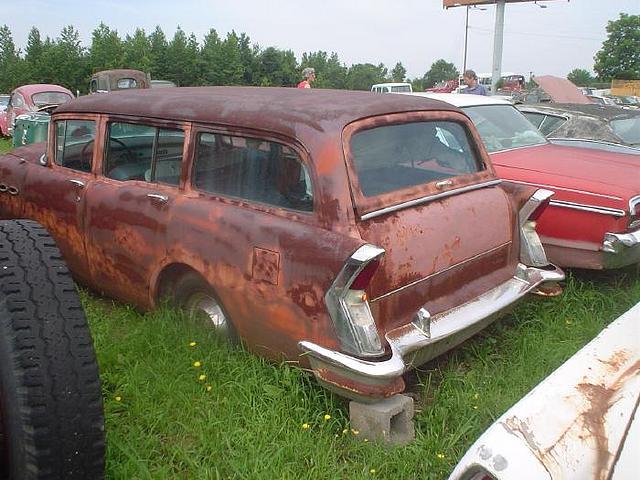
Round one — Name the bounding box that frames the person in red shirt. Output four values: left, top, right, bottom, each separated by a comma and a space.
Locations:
297, 67, 316, 89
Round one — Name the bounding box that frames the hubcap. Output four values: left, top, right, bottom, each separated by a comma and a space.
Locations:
186, 292, 231, 338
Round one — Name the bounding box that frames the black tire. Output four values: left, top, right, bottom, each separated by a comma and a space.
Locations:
173, 272, 238, 343
0, 220, 105, 480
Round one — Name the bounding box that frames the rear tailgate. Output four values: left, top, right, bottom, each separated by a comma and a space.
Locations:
343, 111, 519, 331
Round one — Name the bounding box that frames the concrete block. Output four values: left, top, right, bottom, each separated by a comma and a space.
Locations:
349, 394, 415, 446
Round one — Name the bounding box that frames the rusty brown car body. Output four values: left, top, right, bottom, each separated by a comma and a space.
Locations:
0, 87, 562, 400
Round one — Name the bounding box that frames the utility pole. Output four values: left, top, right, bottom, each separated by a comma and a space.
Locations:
491, 0, 506, 94
463, 6, 469, 74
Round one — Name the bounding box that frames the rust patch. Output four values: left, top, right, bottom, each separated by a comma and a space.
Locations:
316, 368, 405, 398
252, 247, 279, 285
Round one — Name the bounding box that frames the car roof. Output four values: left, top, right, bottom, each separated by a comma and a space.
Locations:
402, 92, 513, 108
13, 84, 74, 97
519, 103, 640, 121
56, 86, 460, 139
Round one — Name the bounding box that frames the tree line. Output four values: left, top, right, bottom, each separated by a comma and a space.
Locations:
0, 22, 461, 94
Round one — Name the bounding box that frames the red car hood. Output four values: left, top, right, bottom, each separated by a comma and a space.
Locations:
490, 143, 639, 201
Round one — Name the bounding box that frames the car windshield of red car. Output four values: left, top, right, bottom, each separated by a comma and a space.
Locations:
464, 104, 548, 153
350, 120, 484, 197
32, 91, 73, 107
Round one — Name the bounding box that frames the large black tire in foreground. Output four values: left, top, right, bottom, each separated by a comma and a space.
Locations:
0, 220, 104, 480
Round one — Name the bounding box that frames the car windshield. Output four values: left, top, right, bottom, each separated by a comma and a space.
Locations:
463, 104, 548, 153
350, 120, 484, 197
31, 91, 73, 106
0, 96, 8, 108
610, 117, 640, 146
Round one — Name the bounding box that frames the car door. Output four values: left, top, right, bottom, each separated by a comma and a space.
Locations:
21, 118, 97, 284
83, 120, 186, 308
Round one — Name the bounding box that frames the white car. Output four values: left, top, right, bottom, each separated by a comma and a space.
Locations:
371, 82, 413, 93
449, 301, 640, 479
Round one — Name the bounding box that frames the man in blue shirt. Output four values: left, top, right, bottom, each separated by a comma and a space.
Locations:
462, 70, 488, 96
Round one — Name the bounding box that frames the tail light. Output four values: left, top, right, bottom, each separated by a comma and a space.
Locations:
519, 189, 553, 267
629, 196, 640, 230
325, 244, 385, 357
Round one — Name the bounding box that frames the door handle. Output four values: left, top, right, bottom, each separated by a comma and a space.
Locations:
147, 193, 169, 204
69, 179, 85, 188
435, 180, 453, 189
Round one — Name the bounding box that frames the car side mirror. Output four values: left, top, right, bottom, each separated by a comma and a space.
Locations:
39, 153, 48, 166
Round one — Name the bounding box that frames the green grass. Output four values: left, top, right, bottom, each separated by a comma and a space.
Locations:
2, 136, 639, 477
0, 137, 11, 153
83, 269, 640, 480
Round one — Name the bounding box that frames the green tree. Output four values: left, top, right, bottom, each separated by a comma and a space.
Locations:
149, 26, 169, 81
594, 13, 640, 80
164, 27, 199, 86
219, 31, 245, 85
23, 27, 44, 83
89, 23, 123, 72
39, 25, 87, 93
255, 47, 298, 86
391, 62, 407, 82
422, 59, 458, 88
300, 51, 347, 89
567, 68, 594, 86
346, 63, 387, 90
122, 28, 152, 73
0, 25, 22, 91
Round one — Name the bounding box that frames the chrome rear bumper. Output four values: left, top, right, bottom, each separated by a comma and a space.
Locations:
299, 263, 565, 401
603, 228, 640, 269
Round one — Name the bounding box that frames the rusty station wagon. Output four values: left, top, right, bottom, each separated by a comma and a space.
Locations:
0, 87, 563, 400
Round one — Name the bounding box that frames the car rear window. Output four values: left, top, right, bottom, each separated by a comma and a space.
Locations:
350, 121, 483, 197
31, 91, 73, 106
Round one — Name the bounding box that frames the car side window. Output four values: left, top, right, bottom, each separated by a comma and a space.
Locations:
54, 120, 96, 173
538, 115, 567, 136
193, 133, 313, 212
11, 94, 25, 109
105, 122, 184, 185
522, 112, 545, 129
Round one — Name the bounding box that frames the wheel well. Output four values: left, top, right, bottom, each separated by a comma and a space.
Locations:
154, 263, 205, 304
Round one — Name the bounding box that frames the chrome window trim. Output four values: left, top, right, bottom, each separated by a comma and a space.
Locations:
629, 195, 640, 213
549, 200, 626, 217
504, 179, 623, 201
360, 179, 501, 221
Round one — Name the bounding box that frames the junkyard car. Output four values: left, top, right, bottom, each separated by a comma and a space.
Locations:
0, 87, 563, 400
3, 84, 74, 137
413, 93, 640, 271
449, 301, 640, 480
518, 103, 640, 150
89, 69, 151, 93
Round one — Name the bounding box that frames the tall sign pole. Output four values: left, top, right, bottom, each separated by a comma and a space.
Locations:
491, 0, 506, 93
463, 6, 470, 74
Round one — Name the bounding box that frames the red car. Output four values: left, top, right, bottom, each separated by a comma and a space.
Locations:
414, 93, 640, 270
0, 87, 563, 400
2, 84, 74, 136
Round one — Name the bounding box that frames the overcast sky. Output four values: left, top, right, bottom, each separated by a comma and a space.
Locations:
5, 0, 639, 80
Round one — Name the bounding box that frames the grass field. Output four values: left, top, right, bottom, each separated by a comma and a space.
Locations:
2, 136, 639, 478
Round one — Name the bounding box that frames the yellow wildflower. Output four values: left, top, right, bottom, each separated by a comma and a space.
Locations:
206, 385, 213, 392
364, 438, 369, 443
473, 405, 479, 410
342, 428, 349, 435
198, 374, 207, 381
473, 393, 479, 400
302, 423, 310, 430
115, 396, 122, 402
193, 361, 202, 368
370, 468, 376, 474
189, 341, 197, 347
324, 414, 331, 421
436, 453, 445, 460
351, 429, 360, 435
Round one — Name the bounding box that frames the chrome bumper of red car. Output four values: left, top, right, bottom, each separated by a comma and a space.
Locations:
299, 263, 565, 401
603, 228, 640, 269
